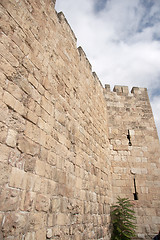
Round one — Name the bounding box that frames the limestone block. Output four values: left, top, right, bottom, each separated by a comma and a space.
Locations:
28, 212, 47, 231
57, 169, 66, 184
35, 194, 50, 212
14, 99, 25, 115
46, 228, 52, 238
25, 121, 40, 143
17, 135, 40, 156
24, 232, 35, 240
0, 122, 8, 143
141, 186, 148, 194
9, 167, 27, 189
28, 74, 38, 89
57, 213, 69, 226
33, 175, 42, 193
2, 212, 28, 237
37, 117, 46, 131
0, 71, 7, 89
0, 55, 16, 77
3, 90, 25, 116
31, 87, 41, 104
37, 82, 45, 95
35, 159, 45, 176
137, 233, 145, 239
0, 188, 19, 211
0, 86, 3, 101
7, 82, 24, 101
35, 229, 46, 240
8, 148, 23, 169
47, 180, 58, 195
47, 151, 56, 166
55, 109, 66, 126
3, 91, 17, 111
41, 96, 53, 115
51, 197, 61, 212
0, 162, 11, 185
25, 109, 38, 124
39, 129, 47, 146
20, 191, 36, 211
47, 214, 53, 227
52, 226, 60, 238
6, 129, 17, 147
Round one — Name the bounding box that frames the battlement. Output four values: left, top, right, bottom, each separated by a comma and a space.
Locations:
77, 46, 92, 71
104, 84, 148, 96
57, 11, 77, 44
0, 0, 159, 239
57, 11, 97, 76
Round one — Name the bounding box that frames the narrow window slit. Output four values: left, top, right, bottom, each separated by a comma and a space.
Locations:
127, 129, 132, 146
133, 176, 138, 200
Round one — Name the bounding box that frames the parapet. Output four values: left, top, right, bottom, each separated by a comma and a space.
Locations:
92, 72, 103, 88
78, 46, 92, 71
131, 87, 147, 94
104, 84, 148, 96
57, 10, 102, 88
57, 12, 77, 44
113, 85, 129, 94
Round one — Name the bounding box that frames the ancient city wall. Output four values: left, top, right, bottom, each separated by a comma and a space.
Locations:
0, 0, 160, 239
0, 0, 112, 239
104, 85, 160, 238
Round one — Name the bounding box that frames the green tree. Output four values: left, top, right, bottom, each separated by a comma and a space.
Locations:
111, 197, 136, 240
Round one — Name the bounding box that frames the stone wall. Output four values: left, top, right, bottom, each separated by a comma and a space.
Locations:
0, 0, 112, 239
0, 0, 160, 240
104, 85, 160, 239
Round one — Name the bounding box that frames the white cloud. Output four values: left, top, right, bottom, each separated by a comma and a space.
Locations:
55, 0, 160, 139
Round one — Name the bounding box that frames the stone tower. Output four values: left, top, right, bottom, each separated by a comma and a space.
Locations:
104, 85, 160, 238
0, 0, 159, 239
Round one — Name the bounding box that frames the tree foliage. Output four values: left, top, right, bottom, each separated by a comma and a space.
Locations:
111, 197, 136, 240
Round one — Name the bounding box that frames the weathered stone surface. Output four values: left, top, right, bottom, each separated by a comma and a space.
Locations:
20, 191, 36, 211
24, 154, 36, 172
0, 162, 11, 185
46, 228, 52, 238
0, 0, 159, 240
0, 188, 20, 211
35, 194, 50, 212
6, 128, 17, 147
2, 212, 28, 237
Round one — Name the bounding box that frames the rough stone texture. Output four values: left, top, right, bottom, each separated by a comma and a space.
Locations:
104, 85, 160, 239
0, 0, 159, 240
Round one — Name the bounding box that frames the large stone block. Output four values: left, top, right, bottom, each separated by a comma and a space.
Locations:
0, 188, 20, 211
9, 167, 27, 189
35, 194, 50, 212
0, 162, 11, 185
6, 128, 17, 147
2, 212, 28, 238
18, 135, 40, 156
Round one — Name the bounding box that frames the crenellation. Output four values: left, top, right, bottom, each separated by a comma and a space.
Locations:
57, 12, 77, 45
104, 85, 149, 98
0, 0, 159, 239
113, 85, 129, 94
92, 72, 103, 88
77, 46, 92, 71
104, 84, 111, 92
131, 87, 147, 94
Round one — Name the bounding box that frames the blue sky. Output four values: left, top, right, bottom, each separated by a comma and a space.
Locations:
56, 0, 160, 139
